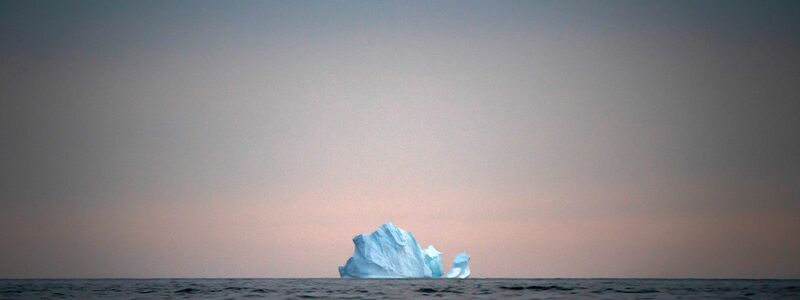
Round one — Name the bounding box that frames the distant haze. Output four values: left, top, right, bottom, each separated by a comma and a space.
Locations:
1, 0, 799, 278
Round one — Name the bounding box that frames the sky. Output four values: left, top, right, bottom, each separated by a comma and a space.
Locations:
1, 0, 799, 278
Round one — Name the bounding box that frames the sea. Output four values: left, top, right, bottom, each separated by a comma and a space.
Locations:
1, 278, 799, 299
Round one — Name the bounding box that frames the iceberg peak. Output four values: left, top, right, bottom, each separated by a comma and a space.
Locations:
338, 223, 470, 278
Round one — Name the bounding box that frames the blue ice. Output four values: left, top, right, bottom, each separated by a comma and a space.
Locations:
339, 223, 470, 278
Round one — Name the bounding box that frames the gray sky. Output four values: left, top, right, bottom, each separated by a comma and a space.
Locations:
1, 0, 799, 278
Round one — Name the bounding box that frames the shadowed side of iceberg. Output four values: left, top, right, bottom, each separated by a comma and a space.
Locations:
423, 245, 443, 278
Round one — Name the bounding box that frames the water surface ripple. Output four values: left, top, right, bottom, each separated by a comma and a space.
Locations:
2, 278, 798, 299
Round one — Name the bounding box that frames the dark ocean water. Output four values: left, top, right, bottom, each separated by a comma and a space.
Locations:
1, 278, 799, 299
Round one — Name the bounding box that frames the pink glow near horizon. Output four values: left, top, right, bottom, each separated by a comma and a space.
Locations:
3, 179, 798, 278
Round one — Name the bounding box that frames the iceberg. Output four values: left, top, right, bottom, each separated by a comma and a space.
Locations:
338, 223, 470, 278
338, 223, 431, 278
445, 252, 471, 278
